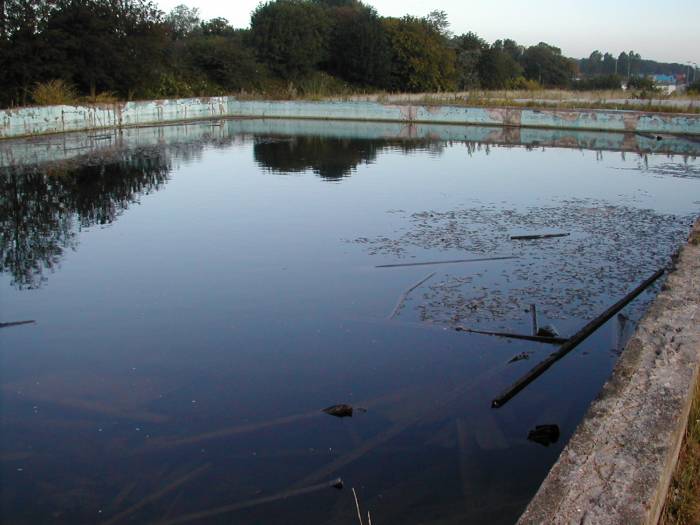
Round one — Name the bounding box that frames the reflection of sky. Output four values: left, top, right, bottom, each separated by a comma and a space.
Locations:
155, 0, 700, 63
2, 137, 700, 524
4, 141, 700, 332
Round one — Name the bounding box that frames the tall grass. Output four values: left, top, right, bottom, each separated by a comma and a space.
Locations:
32, 80, 78, 106
660, 378, 700, 525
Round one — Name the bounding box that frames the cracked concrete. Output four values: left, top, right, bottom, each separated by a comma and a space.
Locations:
518, 220, 700, 525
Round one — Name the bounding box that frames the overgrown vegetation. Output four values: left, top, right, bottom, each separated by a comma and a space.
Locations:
31, 79, 78, 105
0, 0, 696, 108
661, 378, 700, 525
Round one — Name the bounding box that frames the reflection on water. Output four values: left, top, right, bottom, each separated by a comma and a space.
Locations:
1, 123, 700, 525
1, 155, 170, 289
254, 136, 445, 180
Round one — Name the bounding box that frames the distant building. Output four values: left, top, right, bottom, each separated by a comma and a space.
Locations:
652, 74, 678, 94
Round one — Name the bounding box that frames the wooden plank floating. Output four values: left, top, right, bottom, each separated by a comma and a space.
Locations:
530, 304, 538, 336
0, 320, 36, 329
376, 256, 518, 269
510, 233, 570, 241
491, 268, 665, 409
455, 327, 567, 345
388, 272, 435, 319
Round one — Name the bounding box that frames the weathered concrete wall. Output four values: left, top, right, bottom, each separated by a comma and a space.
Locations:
2, 119, 699, 171
2, 97, 700, 139
0, 97, 229, 138
518, 221, 700, 525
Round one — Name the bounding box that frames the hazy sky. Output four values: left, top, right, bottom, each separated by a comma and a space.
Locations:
156, 0, 700, 64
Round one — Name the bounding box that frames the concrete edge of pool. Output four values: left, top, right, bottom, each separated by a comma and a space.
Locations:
1, 97, 700, 139
518, 219, 700, 525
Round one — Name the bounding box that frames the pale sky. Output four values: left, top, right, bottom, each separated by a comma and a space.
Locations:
156, 0, 700, 65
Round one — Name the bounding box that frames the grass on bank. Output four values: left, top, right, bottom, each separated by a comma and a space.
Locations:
660, 376, 700, 525
23, 78, 700, 115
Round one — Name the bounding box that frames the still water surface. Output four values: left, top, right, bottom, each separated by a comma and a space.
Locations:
2, 123, 700, 524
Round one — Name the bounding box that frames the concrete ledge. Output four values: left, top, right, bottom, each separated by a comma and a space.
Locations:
2, 98, 700, 139
518, 220, 700, 525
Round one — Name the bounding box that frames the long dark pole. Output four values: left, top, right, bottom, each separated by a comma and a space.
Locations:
492, 268, 665, 408
457, 327, 567, 345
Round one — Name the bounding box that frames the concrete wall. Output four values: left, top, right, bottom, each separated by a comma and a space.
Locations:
2, 97, 700, 139
518, 221, 700, 525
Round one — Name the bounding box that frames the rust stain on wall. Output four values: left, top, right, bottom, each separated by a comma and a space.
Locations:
622, 113, 640, 132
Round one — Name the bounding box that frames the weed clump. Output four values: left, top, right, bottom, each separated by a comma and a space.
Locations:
32, 80, 78, 106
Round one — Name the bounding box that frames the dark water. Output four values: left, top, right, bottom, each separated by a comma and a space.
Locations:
2, 122, 700, 525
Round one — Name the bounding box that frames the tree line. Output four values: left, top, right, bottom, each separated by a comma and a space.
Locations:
0, 0, 693, 107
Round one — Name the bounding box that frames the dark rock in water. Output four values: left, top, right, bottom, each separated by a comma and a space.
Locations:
537, 325, 560, 338
331, 478, 344, 490
528, 424, 560, 447
322, 404, 366, 418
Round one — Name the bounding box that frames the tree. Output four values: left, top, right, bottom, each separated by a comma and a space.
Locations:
0, 0, 60, 105
165, 4, 199, 39
522, 42, 574, 87
320, 1, 390, 87
586, 50, 603, 75
602, 52, 617, 75
424, 9, 450, 38
477, 46, 522, 89
453, 31, 487, 89
250, 0, 331, 78
382, 15, 457, 92
494, 38, 523, 63
200, 17, 234, 36
184, 29, 262, 91
40, 0, 168, 98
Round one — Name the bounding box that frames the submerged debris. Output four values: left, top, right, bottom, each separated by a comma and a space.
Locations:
612, 162, 700, 179
510, 233, 570, 241
331, 478, 344, 490
376, 256, 517, 269
0, 320, 36, 329
508, 352, 533, 364
527, 425, 560, 447
351, 200, 693, 327
536, 325, 560, 338
322, 405, 367, 418
388, 272, 435, 319
457, 327, 566, 345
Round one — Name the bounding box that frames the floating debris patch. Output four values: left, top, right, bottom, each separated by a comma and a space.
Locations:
351, 199, 695, 326
612, 162, 700, 179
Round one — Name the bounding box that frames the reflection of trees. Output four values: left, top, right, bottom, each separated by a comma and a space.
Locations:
253, 136, 444, 180
0, 154, 170, 289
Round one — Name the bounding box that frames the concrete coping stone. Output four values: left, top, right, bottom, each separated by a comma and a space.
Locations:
518, 219, 700, 525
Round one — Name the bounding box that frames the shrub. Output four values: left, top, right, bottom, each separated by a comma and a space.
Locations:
507, 76, 541, 90
627, 75, 657, 91
571, 74, 623, 91
32, 80, 78, 106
